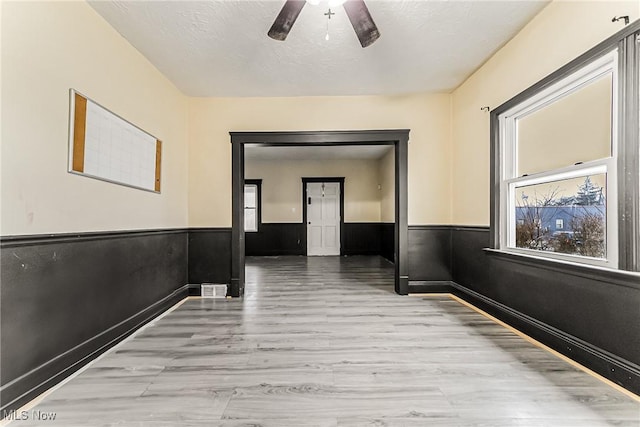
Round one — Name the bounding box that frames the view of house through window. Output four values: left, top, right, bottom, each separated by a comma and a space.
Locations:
514, 174, 606, 259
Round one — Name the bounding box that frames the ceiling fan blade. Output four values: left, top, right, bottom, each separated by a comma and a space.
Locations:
268, 0, 307, 41
343, 0, 380, 48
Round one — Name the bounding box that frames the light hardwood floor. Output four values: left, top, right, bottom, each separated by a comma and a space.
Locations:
7, 256, 639, 426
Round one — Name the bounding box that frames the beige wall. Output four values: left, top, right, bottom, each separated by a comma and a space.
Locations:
451, 0, 639, 226
1, 1, 189, 235
246, 158, 382, 223
188, 94, 452, 228
378, 148, 395, 222
5, 1, 633, 235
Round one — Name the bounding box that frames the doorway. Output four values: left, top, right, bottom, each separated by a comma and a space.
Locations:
230, 130, 409, 297
303, 178, 344, 256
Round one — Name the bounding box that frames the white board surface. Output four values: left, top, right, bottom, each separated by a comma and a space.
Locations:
69, 90, 161, 193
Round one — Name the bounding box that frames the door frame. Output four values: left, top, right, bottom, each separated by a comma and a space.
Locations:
302, 177, 345, 256
230, 129, 410, 297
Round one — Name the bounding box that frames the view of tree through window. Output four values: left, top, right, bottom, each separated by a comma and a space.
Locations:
515, 175, 606, 258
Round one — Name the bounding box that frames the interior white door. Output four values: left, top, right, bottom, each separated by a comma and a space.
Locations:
306, 182, 340, 256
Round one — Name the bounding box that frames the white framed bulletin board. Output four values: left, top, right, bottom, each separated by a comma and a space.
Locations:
68, 89, 162, 193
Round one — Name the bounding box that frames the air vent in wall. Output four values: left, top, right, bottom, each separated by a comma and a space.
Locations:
201, 284, 228, 298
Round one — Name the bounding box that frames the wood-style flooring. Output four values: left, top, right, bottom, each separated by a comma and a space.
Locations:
6, 256, 639, 426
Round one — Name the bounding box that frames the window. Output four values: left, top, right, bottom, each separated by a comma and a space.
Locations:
492, 24, 640, 272
499, 52, 617, 267
244, 180, 261, 232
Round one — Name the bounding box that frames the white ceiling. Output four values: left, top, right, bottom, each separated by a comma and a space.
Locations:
89, 0, 549, 97
244, 144, 393, 160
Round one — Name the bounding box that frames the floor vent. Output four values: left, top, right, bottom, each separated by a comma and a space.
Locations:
201, 284, 227, 298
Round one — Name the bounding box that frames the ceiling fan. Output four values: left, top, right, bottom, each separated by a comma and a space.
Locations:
268, 0, 380, 48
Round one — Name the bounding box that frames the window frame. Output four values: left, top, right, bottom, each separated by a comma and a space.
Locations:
490, 21, 640, 273
244, 179, 262, 233
505, 163, 615, 267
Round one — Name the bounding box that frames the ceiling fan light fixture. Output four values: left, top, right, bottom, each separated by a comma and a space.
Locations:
269, 0, 380, 47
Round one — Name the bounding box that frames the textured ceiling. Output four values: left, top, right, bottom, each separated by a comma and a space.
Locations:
89, 0, 549, 97
245, 144, 393, 161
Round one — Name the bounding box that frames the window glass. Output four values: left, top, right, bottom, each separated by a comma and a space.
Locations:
244, 184, 258, 232
244, 208, 257, 232
517, 73, 612, 176
245, 185, 257, 208
513, 174, 606, 258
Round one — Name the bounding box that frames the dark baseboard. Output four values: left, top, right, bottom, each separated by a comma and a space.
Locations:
408, 280, 455, 293
0, 285, 189, 413
451, 282, 640, 395
188, 283, 201, 296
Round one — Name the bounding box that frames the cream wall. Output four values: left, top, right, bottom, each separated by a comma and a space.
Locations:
378, 148, 395, 222
451, 0, 640, 226
189, 94, 452, 228
1, 1, 189, 235
6, 1, 629, 234
246, 158, 382, 223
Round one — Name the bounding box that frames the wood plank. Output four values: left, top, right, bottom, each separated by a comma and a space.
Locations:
71, 93, 87, 173
154, 140, 162, 192
8, 256, 639, 426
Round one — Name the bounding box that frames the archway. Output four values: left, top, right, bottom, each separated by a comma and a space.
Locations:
230, 130, 409, 297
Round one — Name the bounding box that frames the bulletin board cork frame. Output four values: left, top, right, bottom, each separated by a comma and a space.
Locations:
67, 89, 162, 193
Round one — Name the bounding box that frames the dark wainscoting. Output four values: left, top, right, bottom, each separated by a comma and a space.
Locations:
4, 224, 637, 403
244, 222, 396, 259
380, 223, 394, 263
450, 226, 640, 394
408, 225, 452, 284
0, 229, 189, 412
245, 223, 304, 256
343, 222, 394, 260
343, 223, 382, 256
188, 228, 232, 284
